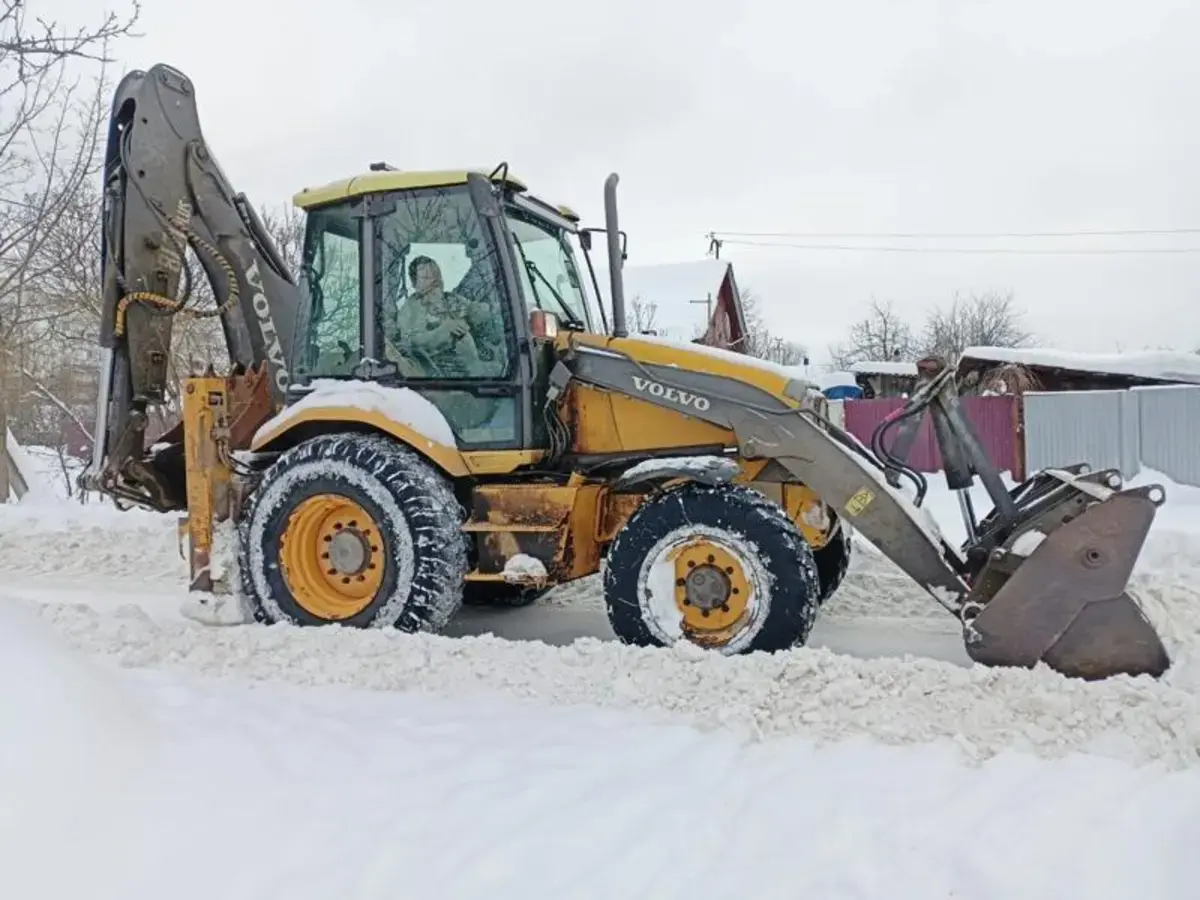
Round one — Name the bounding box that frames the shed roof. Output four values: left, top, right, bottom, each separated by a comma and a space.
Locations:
958, 345, 1200, 385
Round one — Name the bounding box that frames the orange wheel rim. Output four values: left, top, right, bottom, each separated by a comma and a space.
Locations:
278, 493, 385, 620
669, 538, 751, 646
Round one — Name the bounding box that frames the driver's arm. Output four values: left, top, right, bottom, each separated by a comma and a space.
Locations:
395, 299, 454, 352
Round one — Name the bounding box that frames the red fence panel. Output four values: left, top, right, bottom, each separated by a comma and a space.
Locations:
841, 395, 1019, 474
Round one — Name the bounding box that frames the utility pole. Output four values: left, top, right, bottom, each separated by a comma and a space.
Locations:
689, 292, 715, 343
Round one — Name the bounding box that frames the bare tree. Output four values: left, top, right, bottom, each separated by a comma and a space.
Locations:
732, 288, 808, 366
920, 290, 1031, 363
829, 297, 918, 369
629, 292, 658, 334
259, 201, 304, 273
0, 1, 140, 499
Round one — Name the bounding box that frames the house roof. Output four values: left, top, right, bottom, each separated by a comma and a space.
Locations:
596, 259, 740, 343
958, 345, 1200, 385
850, 360, 919, 377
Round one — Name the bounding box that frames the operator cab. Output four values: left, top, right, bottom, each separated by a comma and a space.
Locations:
290, 167, 605, 450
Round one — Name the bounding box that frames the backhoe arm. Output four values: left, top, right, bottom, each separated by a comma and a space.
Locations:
83, 63, 301, 511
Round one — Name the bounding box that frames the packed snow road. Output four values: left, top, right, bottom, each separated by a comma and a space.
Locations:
2, 476, 1200, 898
2, 595, 1200, 900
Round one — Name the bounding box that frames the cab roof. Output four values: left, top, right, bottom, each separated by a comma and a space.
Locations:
292, 168, 580, 223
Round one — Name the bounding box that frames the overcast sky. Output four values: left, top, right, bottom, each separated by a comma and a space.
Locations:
45, 0, 1200, 362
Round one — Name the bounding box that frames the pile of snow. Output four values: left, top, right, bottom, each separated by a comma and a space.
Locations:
5, 655, 1199, 900
26, 597, 1200, 769
502, 553, 548, 583
4, 461, 1200, 780
0, 501, 182, 582
5, 432, 91, 502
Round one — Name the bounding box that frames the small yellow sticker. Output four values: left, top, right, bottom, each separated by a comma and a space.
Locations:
845, 487, 875, 517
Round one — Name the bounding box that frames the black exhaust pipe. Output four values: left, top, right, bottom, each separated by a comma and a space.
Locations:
604, 173, 627, 338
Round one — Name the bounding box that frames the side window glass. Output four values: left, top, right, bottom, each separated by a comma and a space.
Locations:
300, 210, 362, 377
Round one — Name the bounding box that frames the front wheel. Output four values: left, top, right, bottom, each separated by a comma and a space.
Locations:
602, 482, 820, 655
237, 432, 468, 632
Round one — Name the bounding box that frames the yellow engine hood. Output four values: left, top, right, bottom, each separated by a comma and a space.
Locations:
561, 331, 820, 407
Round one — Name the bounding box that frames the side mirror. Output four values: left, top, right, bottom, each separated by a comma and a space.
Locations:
529, 308, 559, 340
579, 230, 592, 251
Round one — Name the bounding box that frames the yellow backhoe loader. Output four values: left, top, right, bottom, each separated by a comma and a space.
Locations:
81, 63, 1172, 680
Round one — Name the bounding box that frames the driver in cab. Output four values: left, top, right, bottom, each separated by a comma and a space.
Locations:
391, 256, 499, 377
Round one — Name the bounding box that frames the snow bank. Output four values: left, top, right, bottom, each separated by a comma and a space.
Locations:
28, 599, 1200, 769
7, 440, 86, 501
255, 378, 458, 447
5, 470, 1200, 778
0, 602, 156, 884
6, 663, 1197, 900
0, 501, 183, 581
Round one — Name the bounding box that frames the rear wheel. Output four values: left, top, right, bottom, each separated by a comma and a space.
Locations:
602, 482, 820, 655
813, 518, 852, 605
238, 432, 467, 632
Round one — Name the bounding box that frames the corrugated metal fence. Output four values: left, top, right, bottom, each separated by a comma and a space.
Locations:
1024, 385, 1200, 486
841, 395, 1020, 475
834, 385, 1199, 487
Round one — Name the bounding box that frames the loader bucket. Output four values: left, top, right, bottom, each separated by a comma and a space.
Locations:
962, 484, 1170, 681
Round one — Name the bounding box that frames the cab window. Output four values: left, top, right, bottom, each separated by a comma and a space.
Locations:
297, 206, 362, 377
377, 188, 514, 381
375, 186, 519, 446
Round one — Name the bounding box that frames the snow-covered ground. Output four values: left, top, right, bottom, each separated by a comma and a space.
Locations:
2, 467, 1199, 898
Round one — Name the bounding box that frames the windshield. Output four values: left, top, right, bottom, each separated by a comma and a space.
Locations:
503, 207, 597, 333
566, 231, 608, 333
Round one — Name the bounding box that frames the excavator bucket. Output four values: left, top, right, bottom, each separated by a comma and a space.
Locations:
960, 471, 1170, 681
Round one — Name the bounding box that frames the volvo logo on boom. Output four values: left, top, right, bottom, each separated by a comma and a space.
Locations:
246, 260, 289, 394
631, 376, 711, 412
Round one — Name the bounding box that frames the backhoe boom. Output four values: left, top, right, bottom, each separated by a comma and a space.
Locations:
83, 64, 300, 511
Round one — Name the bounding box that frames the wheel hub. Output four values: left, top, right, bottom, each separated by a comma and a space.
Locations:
278, 494, 385, 620
669, 539, 752, 644
327, 529, 369, 575
683, 564, 731, 611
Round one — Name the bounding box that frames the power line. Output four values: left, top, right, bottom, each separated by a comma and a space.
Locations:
714, 227, 1200, 239
717, 238, 1200, 256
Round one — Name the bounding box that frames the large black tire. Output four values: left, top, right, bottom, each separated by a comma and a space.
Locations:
602, 481, 820, 655
237, 432, 468, 632
813, 518, 852, 605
